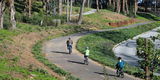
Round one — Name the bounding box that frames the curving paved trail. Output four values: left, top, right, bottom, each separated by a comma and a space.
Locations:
42, 21, 154, 80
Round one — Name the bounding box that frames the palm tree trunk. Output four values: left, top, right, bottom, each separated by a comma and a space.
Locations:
0, 0, 5, 30
96, 0, 99, 12
134, 0, 136, 17
24, 0, 27, 16
43, 0, 45, 9
67, 0, 69, 22
69, 0, 72, 21
126, 0, 129, 16
28, 0, 31, 17
10, 0, 16, 29
58, 0, 62, 15
77, 0, 86, 24
113, 0, 115, 10
117, 0, 119, 13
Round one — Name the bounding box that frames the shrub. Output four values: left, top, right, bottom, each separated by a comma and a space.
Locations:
15, 12, 23, 22
107, 4, 114, 12
3, 13, 11, 30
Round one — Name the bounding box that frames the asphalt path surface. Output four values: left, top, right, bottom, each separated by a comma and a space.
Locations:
114, 27, 160, 75
42, 21, 156, 80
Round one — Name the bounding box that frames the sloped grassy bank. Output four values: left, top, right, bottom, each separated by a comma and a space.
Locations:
76, 21, 160, 79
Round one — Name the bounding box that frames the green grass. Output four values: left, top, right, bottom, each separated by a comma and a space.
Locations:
136, 13, 160, 21
76, 21, 160, 79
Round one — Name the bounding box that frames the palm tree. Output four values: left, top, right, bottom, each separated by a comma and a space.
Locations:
28, 0, 31, 17
69, 0, 72, 21
77, 0, 86, 24
0, 0, 5, 30
58, 0, 62, 15
9, 0, 16, 29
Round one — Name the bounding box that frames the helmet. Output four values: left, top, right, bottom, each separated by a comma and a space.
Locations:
69, 37, 71, 39
118, 57, 121, 59
86, 47, 89, 49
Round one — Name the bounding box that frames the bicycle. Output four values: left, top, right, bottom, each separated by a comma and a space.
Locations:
84, 56, 89, 65
116, 68, 124, 78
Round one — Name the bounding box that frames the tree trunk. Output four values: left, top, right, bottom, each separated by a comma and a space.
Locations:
109, 0, 111, 5
155, 0, 157, 13
113, 0, 115, 11
145, 38, 149, 80
96, 0, 99, 12
122, 0, 125, 14
24, 0, 27, 16
0, 0, 5, 30
69, 0, 72, 21
117, 0, 120, 13
100, 0, 103, 9
144, 0, 147, 12
58, 0, 62, 15
77, 0, 86, 24
126, 0, 129, 16
87, 0, 89, 8
43, 0, 45, 9
46, 0, 50, 15
10, 0, 16, 29
134, 0, 136, 17
67, 0, 69, 22
28, 0, 31, 17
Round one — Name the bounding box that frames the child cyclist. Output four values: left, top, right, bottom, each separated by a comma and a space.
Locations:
83, 47, 90, 62
116, 57, 124, 77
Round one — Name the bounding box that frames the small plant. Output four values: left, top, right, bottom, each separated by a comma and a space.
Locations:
12, 57, 19, 62
29, 64, 33, 69
41, 34, 44, 37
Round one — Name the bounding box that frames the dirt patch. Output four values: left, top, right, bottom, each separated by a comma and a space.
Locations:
5, 30, 65, 80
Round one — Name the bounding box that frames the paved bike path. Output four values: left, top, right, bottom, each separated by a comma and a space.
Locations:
43, 21, 154, 80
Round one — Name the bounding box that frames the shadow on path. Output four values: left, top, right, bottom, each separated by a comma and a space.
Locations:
51, 51, 69, 54
94, 72, 116, 77
67, 60, 84, 65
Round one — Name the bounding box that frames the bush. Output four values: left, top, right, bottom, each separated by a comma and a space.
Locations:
129, 5, 134, 17
3, 13, 11, 30
107, 4, 114, 12
15, 12, 23, 22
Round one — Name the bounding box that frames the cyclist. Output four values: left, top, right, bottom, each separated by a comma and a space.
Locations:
116, 57, 124, 77
83, 47, 90, 61
66, 37, 73, 53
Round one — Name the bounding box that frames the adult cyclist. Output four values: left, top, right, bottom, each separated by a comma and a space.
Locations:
116, 57, 124, 77
66, 37, 73, 53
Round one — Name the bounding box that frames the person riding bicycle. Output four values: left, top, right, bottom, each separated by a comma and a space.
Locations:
83, 47, 90, 61
66, 37, 73, 53
116, 57, 124, 76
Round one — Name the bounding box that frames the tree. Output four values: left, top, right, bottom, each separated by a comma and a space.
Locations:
134, 0, 137, 17
154, 0, 157, 13
96, 0, 99, 12
122, 0, 125, 14
9, 0, 16, 29
46, 0, 50, 15
24, 0, 27, 16
28, 0, 31, 17
43, 0, 45, 9
66, 0, 69, 22
0, 0, 5, 30
58, 0, 62, 15
69, 0, 72, 21
125, 0, 129, 16
136, 36, 160, 80
117, 0, 120, 13
87, 0, 89, 8
77, 0, 86, 24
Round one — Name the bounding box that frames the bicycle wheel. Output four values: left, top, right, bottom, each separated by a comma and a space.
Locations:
116, 70, 120, 77
120, 72, 124, 78
69, 46, 71, 54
